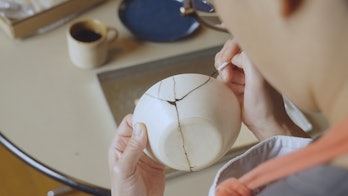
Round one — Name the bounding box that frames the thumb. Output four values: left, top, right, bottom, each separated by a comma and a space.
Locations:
231, 53, 242, 69
120, 123, 148, 175
231, 52, 253, 71
233, 52, 263, 84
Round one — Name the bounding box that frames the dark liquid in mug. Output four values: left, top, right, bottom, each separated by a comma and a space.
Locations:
73, 30, 102, 42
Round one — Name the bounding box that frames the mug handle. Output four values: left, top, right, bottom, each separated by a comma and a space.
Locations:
106, 27, 119, 43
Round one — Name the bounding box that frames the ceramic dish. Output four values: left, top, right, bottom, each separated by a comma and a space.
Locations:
133, 73, 241, 171
118, 0, 200, 42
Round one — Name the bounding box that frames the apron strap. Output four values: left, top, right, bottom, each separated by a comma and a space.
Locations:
216, 117, 348, 196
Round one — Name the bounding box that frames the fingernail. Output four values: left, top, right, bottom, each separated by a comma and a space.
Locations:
217, 62, 229, 72
231, 54, 241, 67
133, 123, 144, 140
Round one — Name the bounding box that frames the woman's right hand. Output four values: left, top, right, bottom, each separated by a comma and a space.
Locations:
215, 39, 309, 140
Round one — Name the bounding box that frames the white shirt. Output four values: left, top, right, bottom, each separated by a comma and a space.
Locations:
209, 136, 312, 196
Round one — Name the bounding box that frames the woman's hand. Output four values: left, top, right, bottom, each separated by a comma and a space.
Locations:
108, 114, 165, 196
215, 39, 309, 140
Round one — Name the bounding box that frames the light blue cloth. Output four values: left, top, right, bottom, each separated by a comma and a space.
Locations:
258, 163, 348, 196
209, 136, 312, 195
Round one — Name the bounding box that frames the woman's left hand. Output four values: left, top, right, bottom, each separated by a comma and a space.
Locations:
108, 114, 165, 196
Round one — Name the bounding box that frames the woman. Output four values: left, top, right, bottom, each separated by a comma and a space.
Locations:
108, 0, 348, 195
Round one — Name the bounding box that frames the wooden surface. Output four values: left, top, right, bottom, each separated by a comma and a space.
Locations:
0, 144, 90, 196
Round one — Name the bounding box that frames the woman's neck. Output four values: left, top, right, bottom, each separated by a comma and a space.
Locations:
326, 83, 348, 125
310, 58, 348, 168
313, 54, 348, 126
318, 78, 348, 126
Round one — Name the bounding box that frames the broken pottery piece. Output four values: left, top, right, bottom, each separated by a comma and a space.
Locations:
133, 73, 241, 171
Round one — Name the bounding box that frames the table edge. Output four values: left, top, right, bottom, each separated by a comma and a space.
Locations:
0, 131, 111, 196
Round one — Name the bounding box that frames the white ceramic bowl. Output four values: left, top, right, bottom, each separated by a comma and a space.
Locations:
133, 73, 241, 171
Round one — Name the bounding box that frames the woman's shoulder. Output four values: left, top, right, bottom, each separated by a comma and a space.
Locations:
210, 136, 311, 195
331, 154, 348, 170
258, 164, 348, 196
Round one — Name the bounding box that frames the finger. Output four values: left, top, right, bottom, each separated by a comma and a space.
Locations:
214, 39, 240, 70
220, 39, 240, 63
231, 53, 243, 69
216, 62, 229, 72
215, 40, 242, 82
118, 123, 148, 178
117, 114, 134, 137
228, 83, 244, 96
109, 114, 134, 164
110, 114, 133, 151
219, 62, 245, 85
238, 52, 264, 85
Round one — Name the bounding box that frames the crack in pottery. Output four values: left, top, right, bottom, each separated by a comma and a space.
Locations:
145, 75, 212, 171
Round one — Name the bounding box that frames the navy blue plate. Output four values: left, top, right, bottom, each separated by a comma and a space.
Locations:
118, 0, 200, 42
